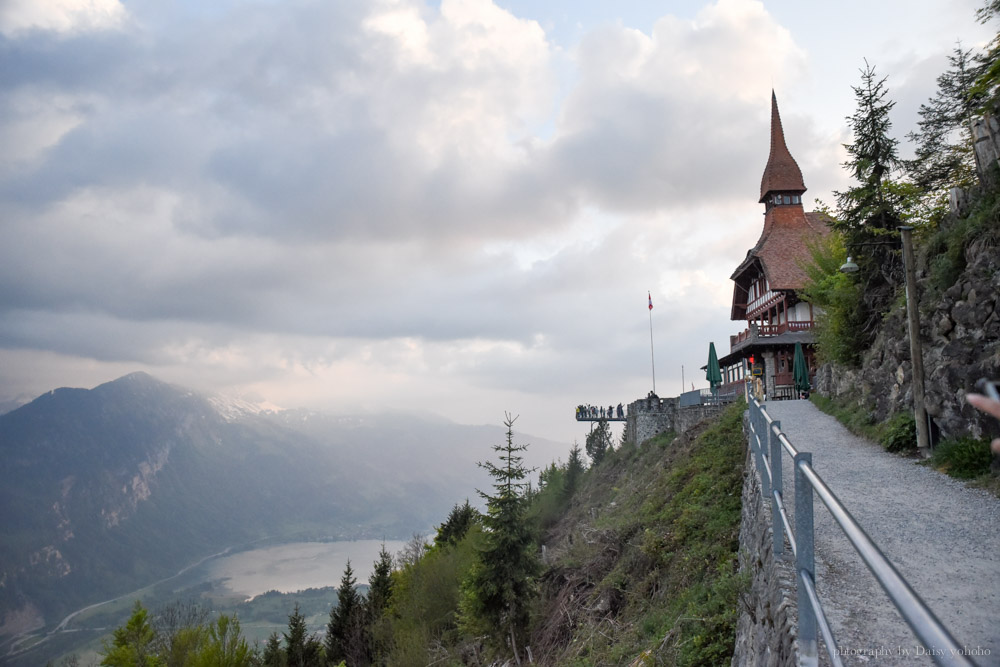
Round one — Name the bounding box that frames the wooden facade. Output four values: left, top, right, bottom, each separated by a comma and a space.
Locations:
718, 92, 829, 399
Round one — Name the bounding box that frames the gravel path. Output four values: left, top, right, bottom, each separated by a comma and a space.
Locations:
763, 399, 1000, 667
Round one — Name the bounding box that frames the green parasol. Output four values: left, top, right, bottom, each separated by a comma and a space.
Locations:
706, 342, 723, 396
793, 341, 810, 396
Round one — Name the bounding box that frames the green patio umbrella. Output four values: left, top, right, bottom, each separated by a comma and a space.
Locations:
706, 342, 723, 396
793, 341, 810, 396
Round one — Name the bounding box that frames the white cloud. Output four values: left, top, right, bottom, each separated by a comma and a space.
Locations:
0, 0, 127, 36
0, 0, 988, 441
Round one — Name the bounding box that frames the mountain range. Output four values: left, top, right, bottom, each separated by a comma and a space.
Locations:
0, 372, 570, 644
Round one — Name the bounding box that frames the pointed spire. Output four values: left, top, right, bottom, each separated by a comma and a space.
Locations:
759, 91, 806, 203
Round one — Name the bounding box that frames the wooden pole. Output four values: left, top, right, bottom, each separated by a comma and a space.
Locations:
899, 226, 930, 456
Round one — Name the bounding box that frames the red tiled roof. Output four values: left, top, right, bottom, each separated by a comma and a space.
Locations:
759, 91, 806, 203
729, 92, 833, 322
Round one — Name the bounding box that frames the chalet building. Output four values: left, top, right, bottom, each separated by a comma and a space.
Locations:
717, 92, 830, 399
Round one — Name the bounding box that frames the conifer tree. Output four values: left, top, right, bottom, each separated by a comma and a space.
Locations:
562, 443, 585, 502
833, 61, 910, 348
461, 413, 538, 661
100, 601, 164, 667
434, 500, 479, 547
326, 560, 366, 666
262, 633, 285, 667
585, 420, 613, 465
972, 1, 1000, 112
284, 604, 322, 667
367, 546, 394, 618
907, 44, 980, 196
365, 545, 394, 664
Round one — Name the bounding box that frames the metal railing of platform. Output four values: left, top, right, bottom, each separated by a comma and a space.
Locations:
747, 397, 974, 667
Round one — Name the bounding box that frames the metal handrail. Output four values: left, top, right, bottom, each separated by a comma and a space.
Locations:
747, 397, 975, 667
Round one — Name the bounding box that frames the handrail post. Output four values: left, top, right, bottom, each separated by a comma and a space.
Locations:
769, 420, 783, 559
795, 452, 818, 667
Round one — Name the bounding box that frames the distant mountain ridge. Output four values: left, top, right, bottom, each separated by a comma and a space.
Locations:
0, 372, 569, 643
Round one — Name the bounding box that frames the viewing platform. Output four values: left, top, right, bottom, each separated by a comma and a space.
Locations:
575, 404, 627, 422
575, 414, 627, 422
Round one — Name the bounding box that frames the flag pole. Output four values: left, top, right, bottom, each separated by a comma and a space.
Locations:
648, 292, 656, 394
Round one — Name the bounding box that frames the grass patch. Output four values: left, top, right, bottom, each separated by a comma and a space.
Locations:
928, 437, 993, 479
810, 393, 916, 453
923, 185, 1000, 294
532, 400, 748, 665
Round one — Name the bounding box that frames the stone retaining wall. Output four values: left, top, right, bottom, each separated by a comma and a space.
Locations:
732, 435, 800, 666
624, 396, 730, 445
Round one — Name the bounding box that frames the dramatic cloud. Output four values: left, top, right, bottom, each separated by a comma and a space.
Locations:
0, 0, 990, 440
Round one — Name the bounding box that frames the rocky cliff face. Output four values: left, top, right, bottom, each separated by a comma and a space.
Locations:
814, 222, 1000, 445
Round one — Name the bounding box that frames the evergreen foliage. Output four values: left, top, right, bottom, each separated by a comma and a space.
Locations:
562, 443, 585, 503
284, 603, 323, 667
366, 546, 394, 619
799, 232, 868, 365
100, 601, 164, 667
585, 419, 613, 465
832, 61, 912, 352
100, 601, 257, 667
972, 1, 1000, 112
188, 615, 255, 667
386, 526, 484, 665
434, 500, 480, 547
262, 633, 285, 667
365, 545, 395, 665
460, 413, 538, 661
325, 561, 366, 667
906, 44, 980, 199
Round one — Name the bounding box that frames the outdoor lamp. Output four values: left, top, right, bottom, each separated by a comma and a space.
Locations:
838, 227, 930, 456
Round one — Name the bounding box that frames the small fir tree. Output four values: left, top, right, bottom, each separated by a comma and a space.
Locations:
284, 604, 322, 667
100, 601, 164, 667
367, 546, 394, 618
262, 632, 285, 667
366, 545, 394, 664
460, 413, 538, 661
585, 420, 613, 465
906, 44, 980, 197
832, 61, 911, 351
434, 500, 479, 547
562, 443, 585, 503
326, 560, 366, 666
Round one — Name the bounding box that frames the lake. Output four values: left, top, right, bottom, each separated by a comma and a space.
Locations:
204, 540, 409, 599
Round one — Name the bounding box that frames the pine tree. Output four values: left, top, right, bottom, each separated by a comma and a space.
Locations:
284, 604, 321, 667
434, 500, 480, 547
365, 545, 394, 664
906, 44, 979, 196
326, 560, 366, 666
585, 420, 613, 465
461, 413, 538, 661
562, 443, 585, 503
100, 601, 164, 667
262, 633, 285, 667
367, 546, 394, 618
972, 1, 1000, 113
833, 61, 910, 348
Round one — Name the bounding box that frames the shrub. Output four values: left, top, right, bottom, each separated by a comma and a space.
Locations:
881, 412, 917, 453
930, 437, 993, 479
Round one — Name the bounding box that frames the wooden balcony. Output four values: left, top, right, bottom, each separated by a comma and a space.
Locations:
730, 320, 815, 352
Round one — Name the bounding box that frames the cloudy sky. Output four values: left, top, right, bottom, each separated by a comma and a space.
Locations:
0, 0, 992, 444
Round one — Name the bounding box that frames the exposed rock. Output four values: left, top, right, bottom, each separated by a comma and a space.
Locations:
815, 230, 1000, 445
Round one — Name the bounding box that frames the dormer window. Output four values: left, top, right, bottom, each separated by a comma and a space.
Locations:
768, 193, 803, 209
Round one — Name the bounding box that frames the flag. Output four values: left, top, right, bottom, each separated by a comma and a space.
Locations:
648, 292, 653, 310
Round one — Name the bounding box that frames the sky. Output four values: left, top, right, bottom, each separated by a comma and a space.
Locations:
0, 0, 993, 446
